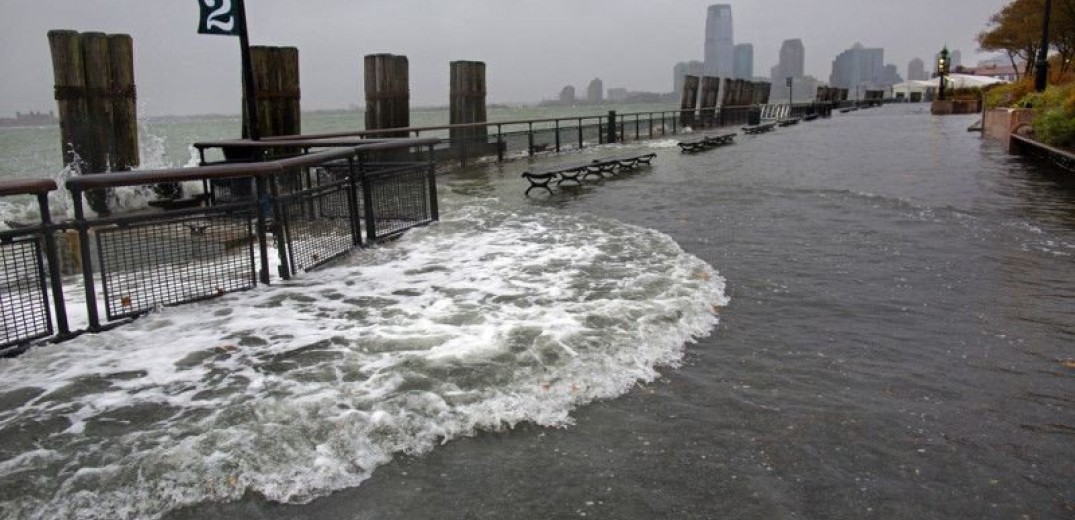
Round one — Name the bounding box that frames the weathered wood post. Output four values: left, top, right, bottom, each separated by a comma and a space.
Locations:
48, 30, 139, 215
239, 46, 301, 194
108, 34, 138, 173
699, 77, 720, 127
680, 75, 699, 128
449, 60, 488, 163
244, 46, 301, 140
48, 30, 88, 167
607, 111, 618, 143
364, 54, 410, 138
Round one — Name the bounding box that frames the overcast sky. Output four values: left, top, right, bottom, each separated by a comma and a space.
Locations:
0, 0, 1010, 117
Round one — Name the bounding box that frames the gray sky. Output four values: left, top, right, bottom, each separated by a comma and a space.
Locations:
1, 0, 1010, 117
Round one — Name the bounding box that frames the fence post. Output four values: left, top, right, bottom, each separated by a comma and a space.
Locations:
346, 156, 362, 247
527, 122, 534, 156
37, 192, 69, 337
268, 175, 292, 280
578, 118, 584, 149
607, 111, 617, 143
254, 175, 272, 285
496, 124, 504, 161
69, 189, 101, 331
555, 120, 561, 152
361, 154, 378, 243
427, 143, 439, 222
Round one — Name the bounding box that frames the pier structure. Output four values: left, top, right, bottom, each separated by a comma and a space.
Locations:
449, 60, 489, 160
698, 77, 721, 127
48, 30, 139, 215
364, 53, 410, 138
679, 75, 700, 128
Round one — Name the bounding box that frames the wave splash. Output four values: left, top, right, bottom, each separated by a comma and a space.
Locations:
0, 201, 727, 518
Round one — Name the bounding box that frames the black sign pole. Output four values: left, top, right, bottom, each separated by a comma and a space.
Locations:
235, 0, 260, 140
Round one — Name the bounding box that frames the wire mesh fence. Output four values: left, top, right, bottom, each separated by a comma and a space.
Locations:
0, 235, 52, 350
364, 162, 436, 240
278, 168, 360, 273
95, 211, 257, 321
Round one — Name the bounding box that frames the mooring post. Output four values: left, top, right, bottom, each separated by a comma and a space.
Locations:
365, 54, 410, 138
49, 30, 139, 216
246, 46, 301, 140
700, 76, 719, 127
680, 75, 699, 128
607, 111, 617, 143
48, 30, 86, 166
108, 34, 138, 173
449, 60, 487, 163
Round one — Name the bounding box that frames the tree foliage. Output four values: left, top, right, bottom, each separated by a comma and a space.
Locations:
977, 0, 1075, 79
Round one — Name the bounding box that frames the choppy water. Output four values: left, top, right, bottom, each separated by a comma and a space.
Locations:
2, 104, 1074, 519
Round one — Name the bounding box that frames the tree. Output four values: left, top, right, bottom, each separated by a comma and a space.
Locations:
977, 0, 1075, 78
1055, 0, 1075, 73
978, 0, 1044, 80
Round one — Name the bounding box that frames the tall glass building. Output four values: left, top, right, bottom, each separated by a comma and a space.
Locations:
704, 5, 734, 79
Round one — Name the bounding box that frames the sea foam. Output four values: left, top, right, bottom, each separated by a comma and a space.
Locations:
0, 198, 727, 519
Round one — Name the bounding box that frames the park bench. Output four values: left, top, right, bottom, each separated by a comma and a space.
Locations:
520, 153, 658, 195
678, 133, 737, 153
777, 117, 801, 127
742, 122, 777, 134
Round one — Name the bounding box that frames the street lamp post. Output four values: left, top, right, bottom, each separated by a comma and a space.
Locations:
1035, 0, 1053, 92
936, 47, 950, 101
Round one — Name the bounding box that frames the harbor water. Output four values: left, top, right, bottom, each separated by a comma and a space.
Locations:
1, 104, 1073, 518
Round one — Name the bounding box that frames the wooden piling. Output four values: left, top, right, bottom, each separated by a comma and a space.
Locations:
699, 77, 720, 127
108, 34, 138, 172
449, 61, 488, 153
244, 46, 301, 139
49, 30, 138, 215
680, 75, 699, 128
48, 30, 87, 167
758, 82, 772, 105
364, 54, 410, 138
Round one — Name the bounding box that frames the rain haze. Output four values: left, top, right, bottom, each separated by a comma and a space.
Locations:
1, 0, 1009, 117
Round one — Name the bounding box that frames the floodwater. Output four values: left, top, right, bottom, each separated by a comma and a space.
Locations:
3, 104, 1074, 519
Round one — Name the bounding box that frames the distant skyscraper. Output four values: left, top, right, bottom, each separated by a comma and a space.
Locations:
733, 44, 754, 79
703, 5, 734, 78
907, 58, 927, 81
951, 49, 962, 69
586, 78, 604, 104
673, 60, 704, 95
771, 39, 805, 80
559, 85, 576, 104
829, 43, 885, 91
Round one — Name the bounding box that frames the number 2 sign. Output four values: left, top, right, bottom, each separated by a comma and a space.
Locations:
198, 0, 241, 36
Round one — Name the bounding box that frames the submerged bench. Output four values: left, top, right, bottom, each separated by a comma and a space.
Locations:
777, 117, 801, 127
742, 122, 777, 135
677, 132, 737, 153
521, 153, 658, 195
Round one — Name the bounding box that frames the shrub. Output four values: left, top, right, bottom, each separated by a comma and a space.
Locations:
1029, 83, 1075, 148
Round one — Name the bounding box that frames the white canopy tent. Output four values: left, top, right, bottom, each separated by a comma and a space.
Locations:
892, 74, 1009, 97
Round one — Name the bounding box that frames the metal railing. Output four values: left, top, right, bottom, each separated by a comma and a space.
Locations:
1, 138, 439, 355
194, 103, 836, 169
0, 179, 68, 354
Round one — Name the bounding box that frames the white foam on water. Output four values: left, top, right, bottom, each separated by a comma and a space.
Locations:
0, 200, 727, 519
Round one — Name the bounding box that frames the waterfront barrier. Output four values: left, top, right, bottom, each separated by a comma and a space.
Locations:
0, 138, 439, 356
1010, 134, 1075, 173
229, 102, 836, 170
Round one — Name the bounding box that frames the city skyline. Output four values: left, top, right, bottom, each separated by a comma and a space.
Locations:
0, 0, 1009, 116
